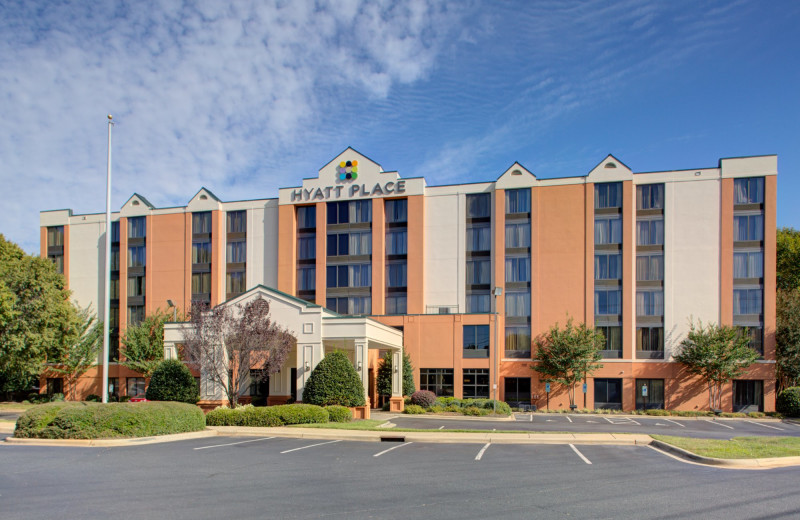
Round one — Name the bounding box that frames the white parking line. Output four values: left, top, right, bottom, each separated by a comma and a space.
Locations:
663, 418, 686, 428
702, 419, 734, 430
280, 440, 341, 454
744, 420, 784, 431
602, 416, 614, 424
475, 443, 491, 461
566, 415, 573, 423
569, 444, 592, 464
438, 426, 445, 430
194, 437, 275, 450
529, 414, 533, 422
374, 442, 413, 458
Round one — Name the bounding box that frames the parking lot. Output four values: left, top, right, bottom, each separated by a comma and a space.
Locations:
2, 435, 800, 519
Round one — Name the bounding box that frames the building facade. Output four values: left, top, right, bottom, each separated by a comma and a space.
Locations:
39, 148, 778, 412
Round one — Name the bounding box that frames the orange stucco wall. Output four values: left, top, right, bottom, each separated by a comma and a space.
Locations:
764, 175, 777, 361
371, 198, 386, 315
315, 202, 327, 306
406, 195, 425, 314
621, 180, 635, 359
149, 213, 187, 316
719, 178, 734, 325
119, 217, 128, 332
277, 204, 296, 294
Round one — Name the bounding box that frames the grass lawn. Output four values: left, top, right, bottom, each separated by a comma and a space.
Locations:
653, 435, 800, 459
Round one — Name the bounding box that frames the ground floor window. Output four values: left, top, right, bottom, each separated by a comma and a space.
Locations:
594, 378, 622, 410
46, 377, 63, 396
504, 377, 531, 405
462, 369, 490, 398
127, 377, 146, 397
635, 379, 664, 410
249, 369, 269, 400
420, 369, 454, 397
108, 377, 119, 399
733, 380, 763, 413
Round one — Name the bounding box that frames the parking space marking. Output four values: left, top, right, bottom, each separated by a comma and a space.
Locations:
475, 443, 491, 461
702, 419, 734, 430
374, 442, 413, 458
744, 420, 784, 431
438, 426, 445, 430
566, 415, 573, 423
194, 437, 275, 450
663, 418, 686, 428
280, 440, 341, 454
529, 414, 532, 422
569, 444, 592, 464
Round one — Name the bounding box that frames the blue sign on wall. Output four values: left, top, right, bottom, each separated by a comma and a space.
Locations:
582, 383, 587, 393
545, 383, 551, 393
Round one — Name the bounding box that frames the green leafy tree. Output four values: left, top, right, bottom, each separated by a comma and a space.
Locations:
0, 234, 79, 396
145, 359, 199, 403
402, 352, 415, 397
777, 227, 800, 291
50, 305, 103, 400
674, 319, 759, 411
532, 318, 604, 408
121, 308, 173, 377
377, 351, 415, 400
302, 350, 366, 407
777, 289, 800, 391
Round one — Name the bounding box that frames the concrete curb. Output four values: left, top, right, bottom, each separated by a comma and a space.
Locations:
649, 440, 800, 469
370, 412, 516, 422
4, 429, 217, 447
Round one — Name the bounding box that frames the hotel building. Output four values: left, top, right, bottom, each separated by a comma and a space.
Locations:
40, 148, 777, 412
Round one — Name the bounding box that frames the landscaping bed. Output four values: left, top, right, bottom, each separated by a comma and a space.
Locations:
652, 435, 800, 459
13, 401, 206, 439
403, 394, 513, 417
205, 403, 352, 427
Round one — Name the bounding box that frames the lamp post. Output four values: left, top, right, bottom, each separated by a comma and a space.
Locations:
101, 115, 114, 404
492, 286, 503, 413
167, 299, 177, 322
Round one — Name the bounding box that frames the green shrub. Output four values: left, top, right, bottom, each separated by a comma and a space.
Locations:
14, 402, 205, 439
428, 405, 445, 413
277, 404, 329, 424
205, 404, 329, 427
301, 351, 366, 407
747, 411, 765, 418
410, 390, 437, 408
51, 393, 65, 402
777, 387, 800, 417
85, 394, 101, 402
404, 404, 425, 414
645, 409, 670, 416
436, 396, 459, 407
381, 401, 391, 411
325, 405, 352, 423
445, 404, 461, 413
145, 359, 199, 404
462, 406, 489, 416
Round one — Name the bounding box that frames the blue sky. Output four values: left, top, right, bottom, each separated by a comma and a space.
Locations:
1, 0, 798, 254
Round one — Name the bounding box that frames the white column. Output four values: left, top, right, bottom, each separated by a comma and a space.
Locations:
355, 340, 368, 399
392, 349, 402, 397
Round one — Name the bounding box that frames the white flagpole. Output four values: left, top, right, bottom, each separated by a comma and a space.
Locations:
101, 114, 114, 403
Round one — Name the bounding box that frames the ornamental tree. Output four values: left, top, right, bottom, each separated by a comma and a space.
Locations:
302, 350, 366, 407
777, 289, 800, 392
674, 319, 759, 411
377, 351, 415, 400
532, 318, 604, 408
777, 227, 800, 291
146, 359, 199, 403
50, 305, 103, 400
121, 308, 174, 377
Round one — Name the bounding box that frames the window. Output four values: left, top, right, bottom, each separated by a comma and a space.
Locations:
192, 240, 211, 264
385, 295, 407, 315
109, 277, 119, 300
127, 275, 145, 297
297, 267, 315, 291
637, 327, 664, 353
420, 368, 454, 397
466, 223, 491, 252
734, 213, 764, 241
463, 369, 490, 398
297, 205, 316, 229
733, 380, 763, 413
734, 250, 763, 279
327, 232, 371, 256
47, 226, 64, 247
385, 199, 408, 223
505, 256, 530, 283
594, 216, 622, 245
636, 290, 664, 317
733, 287, 762, 315
505, 326, 531, 357
386, 230, 407, 255
466, 193, 491, 218
226, 272, 246, 296
46, 377, 63, 396
326, 296, 371, 315
192, 212, 211, 234
192, 272, 211, 295
108, 377, 119, 399
506, 189, 530, 214
635, 379, 664, 410
595, 183, 622, 209
327, 200, 371, 224
595, 252, 622, 280
127, 377, 146, 397
595, 289, 621, 315
594, 378, 622, 409
110, 246, 120, 271
111, 222, 120, 243
505, 291, 530, 317
466, 293, 491, 313
505, 377, 531, 404
387, 262, 407, 288
226, 240, 246, 263
128, 246, 146, 267
596, 326, 622, 355
127, 305, 145, 326
128, 217, 146, 238
636, 184, 664, 210
226, 211, 246, 233
734, 178, 764, 204
738, 326, 764, 355
109, 307, 119, 329
463, 325, 490, 357
636, 219, 664, 246
326, 264, 371, 288
467, 259, 491, 285
505, 222, 531, 248
298, 236, 315, 260
249, 370, 269, 397
636, 254, 664, 281
48, 253, 64, 274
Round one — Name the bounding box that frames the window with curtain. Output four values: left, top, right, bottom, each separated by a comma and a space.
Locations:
505, 291, 531, 317
734, 250, 764, 279
128, 217, 147, 238
192, 240, 211, 264
387, 262, 407, 287
111, 222, 120, 243
594, 216, 622, 245
386, 295, 407, 315
192, 272, 211, 295
226, 240, 246, 263
110, 246, 120, 270
326, 264, 371, 288
327, 201, 371, 224
737, 326, 763, 355
226, 272, 246, 295
733, 288, 763, 315
636, 184, 664, 210
127, 306, 145, 327
505, 256, 530, 283
505, 222, 531, 248
595, 289, 621, 315
109, 307, 119, 329
128, 246, 146, 267
127, 275, 145, 297
637, 327, 664, 351
595, 183, 622, 209
596, 326, 622, 351
505, 189, 530, 214
297, 205, 316, 228
191, 213, 210, 234
226, 210, 246, 233
734, 177, 764, 204
734, 213, 764, 241
47, 226, 64, 247
466, 293, 491, 313
467, 259, 491, 284
385, 199, 407, 223
467, 193, 491, 218
49, 253, 64, 274
466, 224, 491, 252
595, 252, 622, 280
109, 277, 119, 300
636, 290, 664, 316
505, 326, 531, 356
636, 219, 664, 246
636, 254, 664, 281
348, 231, 372, 255
297, 267, 315, 291
386, 230, 407, 255
127, 377, 146, 397
298, 236, 315, 260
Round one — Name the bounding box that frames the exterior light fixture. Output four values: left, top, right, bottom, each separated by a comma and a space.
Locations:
167, 299, 177, 322
357, 360, 362, 372
305, 361, 310, 372
394, 365, 399, 374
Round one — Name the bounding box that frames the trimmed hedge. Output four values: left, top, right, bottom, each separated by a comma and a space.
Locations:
205, 404, 330, 427
302, 351, 366, 407
14, 402, 205, 439
146, 359, 200, 404
325, 405, 352, 423
404, 404, 425, 414
432, 397, 512, 416
777, 387, 800, 417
